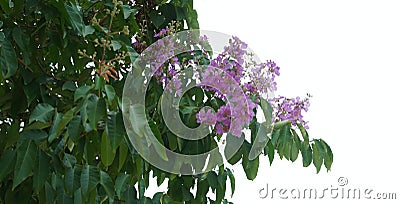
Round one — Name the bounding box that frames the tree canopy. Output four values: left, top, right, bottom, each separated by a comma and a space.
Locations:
0, 0, 332, 203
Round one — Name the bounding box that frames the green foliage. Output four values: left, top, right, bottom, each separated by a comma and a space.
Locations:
0, 0, 332, 203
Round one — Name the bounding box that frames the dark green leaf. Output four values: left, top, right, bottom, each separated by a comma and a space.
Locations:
86, 95, 106, 130
100, 131, 116, 167
0, 39, 18, 78
20, 129, 48, 141
115, 173, 130, 198
0, 149, 16, 182
106, 112, 125, 151
226, 169, 235, 197
100, 171, 115, 202
33, 150, 51, 192
80, 165, 100, 198
13, 139, 37, 189
207, 171, 218, 190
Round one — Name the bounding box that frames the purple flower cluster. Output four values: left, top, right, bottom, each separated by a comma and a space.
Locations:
154, 28, 169, 38
142, 29, 312, 137
270, 96, 310, 129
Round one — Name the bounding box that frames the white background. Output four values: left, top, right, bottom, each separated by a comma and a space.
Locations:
193, 0, 400, 203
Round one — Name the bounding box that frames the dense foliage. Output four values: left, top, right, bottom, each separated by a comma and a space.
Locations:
0, 0, 332, 203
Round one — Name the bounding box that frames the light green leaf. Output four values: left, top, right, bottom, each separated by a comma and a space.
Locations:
80, 165, 100, 198
127, 45, 139, 63
13, 140, 37, 190
65, 3, 84, 33
0, 38, 18, 78
101, 131, 116, 167
111, 40, 122, 51
121, 5, 137, 19
105, 85, 116, 103
29, 103, 54, 124
74, 85, 91, 102
33, 150, 51, 192
82, 25, 95, 37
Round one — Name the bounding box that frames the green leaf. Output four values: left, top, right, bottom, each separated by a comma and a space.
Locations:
80, 165, 100, 198
67, 115, 83, 142
63, 153, 77, 168
101, 131, 116, 167
82, 25, 95, 37
127, 46, 139, 63
62, 81, 77, 91
86, 95, 106, 130
65, 167, 82, 194
13, 139, 37, 190
107, 112, 125, 152
149, 11, 166, 28
100, 171, 115, 202
20, 129, 48, 141
0, 149, 16, 182
48, 109, 74, 143
65, 2, 84, 34
29, 103, 55, 124
226, 169, 235, 197
74, 86, 91, 102
111, 40, 122, 51
298, 123, 309, 142
320, 139, 333, 171
47, 112, 62, 143
312, 142, 323, 173
264, 140, 275, 165
105, 85, 116, 103
115, 173, 130, 198
300, 142, 313, 167
290, 138, 299, 162
121, 5, 137, 19
260, 97, 273, 126
207, 172, 218, 190
33, 150, 51, 192
242, 142, 259, 180
123, 186, 137, 203
0, 39, 18, 78
118, 142, 128, 171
